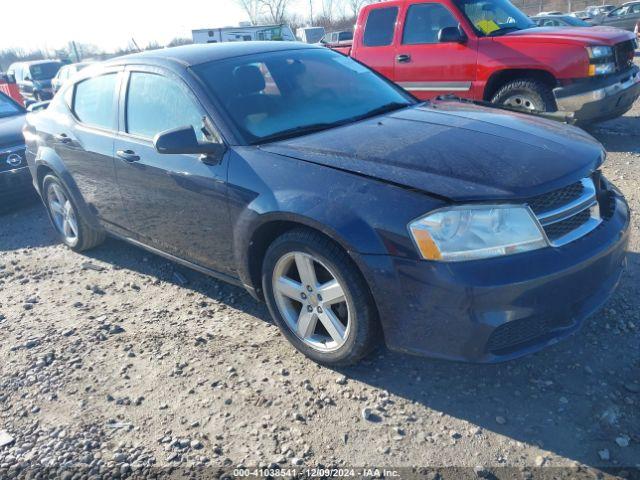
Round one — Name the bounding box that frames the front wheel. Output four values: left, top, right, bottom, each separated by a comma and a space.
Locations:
491, 79, 556, 113
262, 229, 381, 366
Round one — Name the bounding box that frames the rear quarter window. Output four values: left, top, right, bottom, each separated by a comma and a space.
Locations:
364, 7, 399, 46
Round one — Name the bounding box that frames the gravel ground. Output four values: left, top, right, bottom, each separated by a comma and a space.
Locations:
1, 72, 639, 479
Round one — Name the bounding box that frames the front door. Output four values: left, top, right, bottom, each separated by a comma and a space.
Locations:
394, 2, 478, 100
113, 68, 234, 275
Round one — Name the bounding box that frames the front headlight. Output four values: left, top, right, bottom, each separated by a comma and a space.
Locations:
589, 62, 616, 76
586, 46, 613, 59
408, 205, 548, 262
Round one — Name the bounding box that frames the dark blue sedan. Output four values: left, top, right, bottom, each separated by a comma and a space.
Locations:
0, 92, 31, 207
23, 43, 629, 365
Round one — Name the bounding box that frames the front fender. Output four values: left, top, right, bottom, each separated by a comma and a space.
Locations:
227, 148, 445, 293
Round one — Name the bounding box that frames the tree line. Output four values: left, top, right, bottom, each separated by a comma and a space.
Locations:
0, 38, 192, 72
234, 0, 377, 31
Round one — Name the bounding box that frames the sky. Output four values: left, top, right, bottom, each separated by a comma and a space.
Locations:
0, 0, 269, 52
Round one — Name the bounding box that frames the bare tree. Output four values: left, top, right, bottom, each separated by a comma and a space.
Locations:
260, 0, 294, 23
235, 0, 262, 24
322, 0, 336, 23
345, 0, 369, 17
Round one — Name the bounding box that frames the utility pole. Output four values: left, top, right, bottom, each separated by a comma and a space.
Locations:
71, 41, 81, 62
309, 0, 314, 25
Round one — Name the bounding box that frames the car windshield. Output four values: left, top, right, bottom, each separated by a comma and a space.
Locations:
0, 92, 24, 118
29, 62, 62, 80
192, 48, 414, 144
454, 0, 536, 36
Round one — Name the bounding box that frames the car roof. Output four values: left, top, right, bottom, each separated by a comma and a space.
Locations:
104, 42, 319, 68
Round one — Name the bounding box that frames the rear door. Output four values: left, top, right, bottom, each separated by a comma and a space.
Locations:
393, 1, 478, 100
113, 66, 233, 274
54, 69, 124, 225
355, 5, 401, 80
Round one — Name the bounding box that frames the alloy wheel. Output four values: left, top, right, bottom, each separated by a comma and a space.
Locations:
47, 183, 79, 245
272, 252, 350, 352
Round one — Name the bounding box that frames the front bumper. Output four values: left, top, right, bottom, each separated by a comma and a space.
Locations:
0, 166, 36, 206
358, 192, 630, 363
553, 66, 640, 123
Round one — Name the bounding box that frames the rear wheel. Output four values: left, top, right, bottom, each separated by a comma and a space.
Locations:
491, 79, 556, 113
43, 174, 105, 252
262, 229, 381, 366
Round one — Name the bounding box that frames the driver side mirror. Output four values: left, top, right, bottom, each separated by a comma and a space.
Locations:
438, 26, 467, 43
153, 125, 226, 160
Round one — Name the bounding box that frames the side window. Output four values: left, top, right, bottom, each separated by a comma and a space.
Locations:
73, 74, 117, 130
403, 3, 460, 45
631, 4, 640, 13
126, 72, 206, 142
364, 7, 399, 47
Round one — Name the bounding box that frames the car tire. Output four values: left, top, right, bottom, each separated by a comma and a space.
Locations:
491, 79, 556, 112
42, 174, 105, 252
262, 228, 381, 366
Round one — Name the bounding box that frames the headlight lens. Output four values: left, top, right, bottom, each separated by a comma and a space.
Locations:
589, 62, 616, 76
586, 46, 613, 59
408, 206, 548, 262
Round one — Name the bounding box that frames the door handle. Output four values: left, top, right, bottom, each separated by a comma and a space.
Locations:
116, 149, 140, 162
396, 54, 412, 63
54, 133, 71, 144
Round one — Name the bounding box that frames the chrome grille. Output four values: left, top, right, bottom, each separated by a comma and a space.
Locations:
614, 40, 635, 72
527, 177, 602, 247
527, 181, 584, 214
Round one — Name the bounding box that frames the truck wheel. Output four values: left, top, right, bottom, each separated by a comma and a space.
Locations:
43, 174, 105, 252
262, 228, 381, 366
491, 79, 556, 113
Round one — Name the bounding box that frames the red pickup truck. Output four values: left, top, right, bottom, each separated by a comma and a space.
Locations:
333, 0, 640, 123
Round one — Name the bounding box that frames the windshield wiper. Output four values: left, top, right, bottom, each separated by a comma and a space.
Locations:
349, 102, 411, 122
254, 102, 411, 145
488, 26, 524, 36
254, 123, 338, 144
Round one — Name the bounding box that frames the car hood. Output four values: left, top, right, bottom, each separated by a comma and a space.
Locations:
0, 114, 26, 148
501, 26, 634, 45
260, 102, 604, 202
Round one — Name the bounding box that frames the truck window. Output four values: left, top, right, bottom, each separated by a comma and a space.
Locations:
402, 3, 460, 44
364, 7, 399, 46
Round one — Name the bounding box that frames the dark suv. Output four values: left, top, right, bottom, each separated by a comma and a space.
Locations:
7, 60, 63, 102
24, 43, 629, 366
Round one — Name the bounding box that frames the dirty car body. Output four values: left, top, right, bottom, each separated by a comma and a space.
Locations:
24, 43, 629, 363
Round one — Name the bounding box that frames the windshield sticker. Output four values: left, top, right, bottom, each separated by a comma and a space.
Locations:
332, 56, 369, 74
476, 19, 500, 34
